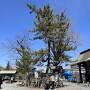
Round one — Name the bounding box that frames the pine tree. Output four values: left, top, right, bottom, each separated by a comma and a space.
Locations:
5, 61, 11, 70
27, 3, 78, 73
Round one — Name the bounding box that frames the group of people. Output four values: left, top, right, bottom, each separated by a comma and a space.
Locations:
44, 74, 55, 90
44, 73, 64, 90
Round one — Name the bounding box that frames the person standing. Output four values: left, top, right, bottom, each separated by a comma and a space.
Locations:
0, 75, 2, 89
11, 77, 14, 83
44, 74, 50, 90
50, 74, 55, 90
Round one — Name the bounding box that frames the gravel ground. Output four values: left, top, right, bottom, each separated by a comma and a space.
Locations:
1, 81, 90, 90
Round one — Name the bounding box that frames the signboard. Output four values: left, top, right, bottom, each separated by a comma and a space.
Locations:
35, 72, 38, 78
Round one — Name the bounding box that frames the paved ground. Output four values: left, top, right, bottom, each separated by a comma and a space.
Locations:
1, 82, 90, 90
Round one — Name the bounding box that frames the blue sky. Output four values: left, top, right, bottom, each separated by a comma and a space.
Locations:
0, 0, 90, 67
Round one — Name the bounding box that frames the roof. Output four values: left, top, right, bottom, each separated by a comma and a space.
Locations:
0, 70, 16, 75
80, 49, 90, 54
72, 49, 90, 65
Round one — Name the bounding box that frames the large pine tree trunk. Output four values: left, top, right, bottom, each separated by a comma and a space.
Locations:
46, 40, 51, 74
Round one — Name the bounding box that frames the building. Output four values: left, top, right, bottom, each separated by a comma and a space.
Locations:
72, 49, 90, 83
0, 70, 16, 80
